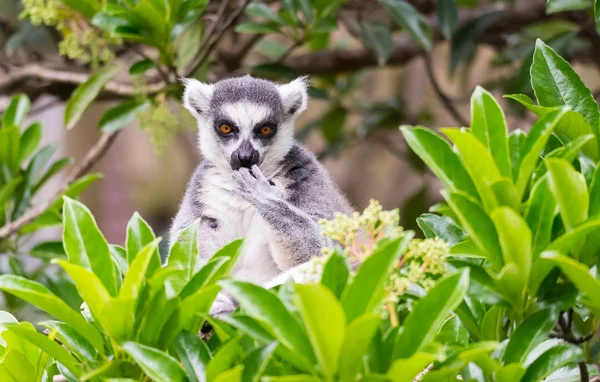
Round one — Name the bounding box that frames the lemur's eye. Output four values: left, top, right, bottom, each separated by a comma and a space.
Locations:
260, 126, 273, 136
219, 124, 232, 134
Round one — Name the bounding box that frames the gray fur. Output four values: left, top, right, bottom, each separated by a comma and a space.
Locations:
172, 75, 353, 315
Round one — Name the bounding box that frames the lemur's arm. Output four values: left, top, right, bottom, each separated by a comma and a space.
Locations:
232, 165, 325, 270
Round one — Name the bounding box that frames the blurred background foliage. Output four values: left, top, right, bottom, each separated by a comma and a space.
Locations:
1, 0, 600, 320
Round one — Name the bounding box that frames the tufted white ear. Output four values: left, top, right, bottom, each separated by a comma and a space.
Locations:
277, 76, 309, 118
182, 78, 215, 118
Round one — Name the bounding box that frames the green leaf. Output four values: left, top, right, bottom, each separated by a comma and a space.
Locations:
99, 99, 151, 133
338, 314, 380, 381
520, 345, 583, 382
341, 235, 412, 322
320, 107, 347, 143
219, 280, 315, 363
129, 59, 156, 75
480, 305, 505, 341
443, 191, 504, 272
19, 122, 42, 162
33, 157, 73, 193
437, 0, 457, 40
470, 86, 511, 178
494, 364, 526, 382
546, 158, 588, 231
174, 331, 212, 382
6, 324, 80, 377
123, 342, 187, 382
589, 166, 600, 218
120, 238, 161, 299
125, 212, 160, 272
242, 343, 277, 382
206, 337, 243, 382
65, 66, 120, 129
542, 252, 600, 315
525, 176, 557, 257
320, 251, 349, 299
380, 0, 432, 50
40, 321, 98, 362
245, 3, 280, 22
295, 284, 345, 377
401, 126, 479, 198
393, 270, 470, 360
531, 39, 600, 154
417, 213, 464, 245
2, 94, 31, 128
504, 94, 561, 117
360, 21, 393, 65
63, 197, 118, 295
490, 207, 532, 287
516, 108, 568, 197
503, 309, 556, 365
546, 0, 592, 14
0, 274, 104, 352
167, 220, 199, 282
0, 126, 20, 172
443, 128, 502, 211
61, 0, 98, 19
50, 173, 103, 212
235, 22, 281, 34
388, 353, 437, 382
0, 177, 23, 207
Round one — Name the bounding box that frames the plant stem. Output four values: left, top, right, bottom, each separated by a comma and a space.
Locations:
580, 362, 589, 382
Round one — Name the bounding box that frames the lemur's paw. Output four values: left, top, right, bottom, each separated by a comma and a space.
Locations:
232, 165, 285, 203
209, 292, 238, 317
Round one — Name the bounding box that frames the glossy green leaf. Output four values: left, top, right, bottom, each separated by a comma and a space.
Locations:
443, 191, 504, 271
360, 21, 393, 65
531, 39, 600, 153
491, 178, 520, 210
65, 66, 119, 129
380, 0, 432, 50
480, 305, 505, 341
174, 331, 212, 382
61, 0, 98, 18
0, 126, 20, 172
443, 128, 502, 211
206, 337, 242, 382
525, 176, 557, 257
123, 342, 186, 382
129, 59, 156, 75
125, 212, 160, 272
2, 94, 30, 128
63, 197, 118, 295
50, 173, 103, 212
495, 364, 526, 382
99, 99, 151, 133
437, 0, 457, 39
120, 238, 161, 299
504, 309, 556, 365
0, 274, 103, 352
338, 314, 380, 381
33, 157, 73, 193
242, 343, 277, 382
401, 126, 479, 198
393, 270, 469, 360
235, 22, 281, 34
320, 251, 349, 298
542, 252, 600, 314
341, 235, 412, 322
40, 321, 97, 362
470, 86, 511, 178
546, 0, 592, 14
491, 207, 532, 286
167, 220, 199, 282
589, 166, 600, 218
220, 280, 315, 363
19, 122, 42, 162
295, 284, 345, 377
0, 177, 23, 207
520, 345, 583, 382
547, 219, 600, 253
546, 158, 588, 231
417, 213, 464, 245
6, 325, 80, 378
387, 353, 436, 382
509, 129, 526, 180
245, 3, 280, 21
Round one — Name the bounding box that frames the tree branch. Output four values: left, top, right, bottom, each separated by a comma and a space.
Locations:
0, 131, 120, 239
424, 54, 468, 126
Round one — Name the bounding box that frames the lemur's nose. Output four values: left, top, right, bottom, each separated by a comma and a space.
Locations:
231, 140, 259, 169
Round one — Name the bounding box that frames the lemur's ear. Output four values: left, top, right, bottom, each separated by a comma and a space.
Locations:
277, 76, 309, 118
182, 78, 214, 118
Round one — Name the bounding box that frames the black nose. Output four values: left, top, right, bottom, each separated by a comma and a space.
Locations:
231, 141, 259, 169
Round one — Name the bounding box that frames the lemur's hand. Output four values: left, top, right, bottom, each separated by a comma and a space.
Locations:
232, 165, 285, 205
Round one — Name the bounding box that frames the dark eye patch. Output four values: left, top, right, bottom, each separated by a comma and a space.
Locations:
254, 121, 278, 138
214, 119, 239, 138
201, 216, 219, 230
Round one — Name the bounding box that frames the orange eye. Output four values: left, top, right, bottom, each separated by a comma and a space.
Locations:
260, 126, 273, 135
219, 124, 232, 134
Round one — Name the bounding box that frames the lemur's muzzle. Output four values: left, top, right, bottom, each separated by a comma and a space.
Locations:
231, 140, 259, 170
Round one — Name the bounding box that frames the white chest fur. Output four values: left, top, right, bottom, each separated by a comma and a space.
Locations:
198, 167, 281, 285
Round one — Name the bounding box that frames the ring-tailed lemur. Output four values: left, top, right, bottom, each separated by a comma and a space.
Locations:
171, 75, 353, 314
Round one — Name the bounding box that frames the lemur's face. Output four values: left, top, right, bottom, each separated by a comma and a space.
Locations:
183, 76, 308, 176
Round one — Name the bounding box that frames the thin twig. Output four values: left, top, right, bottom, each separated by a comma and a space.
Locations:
580, 362, 590, 382
0, 131, 120, 239
423, 54, 468, 127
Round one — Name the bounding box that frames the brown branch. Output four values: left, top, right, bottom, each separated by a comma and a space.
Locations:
0, 131, 120, 239
424, 54, 468, 127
